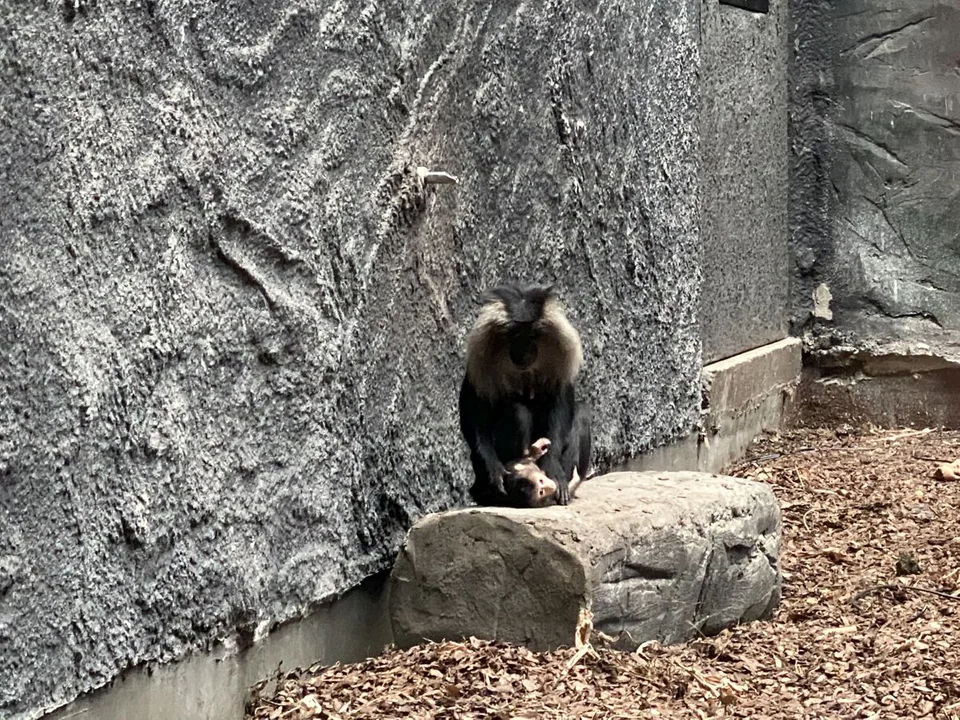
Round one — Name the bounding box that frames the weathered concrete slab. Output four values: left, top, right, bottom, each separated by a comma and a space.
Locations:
790, 353, 960, 430
624, 337, 801, 474
698, 337, 801, 471
389, 472, 782, 651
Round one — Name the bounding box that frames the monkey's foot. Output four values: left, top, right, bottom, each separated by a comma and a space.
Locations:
568, 468, 583, 496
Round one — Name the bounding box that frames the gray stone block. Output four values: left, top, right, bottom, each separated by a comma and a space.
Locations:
389, 472, 782, 651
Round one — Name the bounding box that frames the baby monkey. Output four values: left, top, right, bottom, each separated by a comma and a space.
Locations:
503, 438, 587, 508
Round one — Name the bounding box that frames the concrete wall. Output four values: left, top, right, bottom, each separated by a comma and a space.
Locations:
790, 0, 960, 364
44, 573, 393, 720
0, 1, 703, 717
700, 0, 790, 363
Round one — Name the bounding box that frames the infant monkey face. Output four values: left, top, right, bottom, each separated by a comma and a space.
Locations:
503, 438, 559, 508
504, 468, 558, 507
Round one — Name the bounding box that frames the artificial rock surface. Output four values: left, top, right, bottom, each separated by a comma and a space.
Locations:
0, 1, 702, 717
700, 0, 789, 363
790, 0, 960, 362
389, 471, 782, 651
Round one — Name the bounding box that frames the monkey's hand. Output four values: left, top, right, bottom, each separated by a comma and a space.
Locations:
501, 439, 550, 490
489, 464, 508, 495
538, 454, 571, 506
526, 438, 551, 462
507, 441, 550, 480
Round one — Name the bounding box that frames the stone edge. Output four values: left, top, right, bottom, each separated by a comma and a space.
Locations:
621, 337, 802, 474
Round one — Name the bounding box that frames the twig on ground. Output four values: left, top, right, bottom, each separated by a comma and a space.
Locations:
851, 583, 960, 609
563, 608, 600, 674
741, 446, 816, 465
913, 453, 952, 464
801, 507, 815, 533
862, 428, 934, 443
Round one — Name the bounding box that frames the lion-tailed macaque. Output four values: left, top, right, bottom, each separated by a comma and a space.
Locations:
459, 283, 592, 508
504, 437, 590, 508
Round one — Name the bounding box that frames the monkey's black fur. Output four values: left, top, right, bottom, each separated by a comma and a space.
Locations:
458, 284, 592, 507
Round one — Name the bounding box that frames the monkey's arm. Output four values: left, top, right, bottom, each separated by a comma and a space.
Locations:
537, 388, 578, 505
459, 377, 509, 497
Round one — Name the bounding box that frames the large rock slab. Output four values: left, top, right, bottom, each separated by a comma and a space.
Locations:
389, 472, 781, 651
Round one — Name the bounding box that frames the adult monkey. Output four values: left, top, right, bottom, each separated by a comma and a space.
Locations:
458, 283, 592, 507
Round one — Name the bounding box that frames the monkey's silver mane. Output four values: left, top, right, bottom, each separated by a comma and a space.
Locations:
465, 296, 583, 400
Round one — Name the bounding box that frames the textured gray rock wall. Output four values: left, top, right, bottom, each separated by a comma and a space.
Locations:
790, 0, 960, 361
701, 0, 789, 363
0, 1, 701, 716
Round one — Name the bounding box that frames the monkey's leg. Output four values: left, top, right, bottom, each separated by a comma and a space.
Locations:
558, 426, 579, 494
468, 450, 508, 505
575, 401, 593, 483
561, 403, 593, 499
495, 402, 533, 463
568, 467, 583, 496
562, 404, 585, 472
557, 403, 591, 500
538, 393, 576, 505
470, 407, 516, 501
460, 377, 511, 502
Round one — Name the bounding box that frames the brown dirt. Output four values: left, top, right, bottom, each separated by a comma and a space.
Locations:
246, 427, 960, 719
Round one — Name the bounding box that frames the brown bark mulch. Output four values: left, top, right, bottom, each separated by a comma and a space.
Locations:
246, 427, 960, 719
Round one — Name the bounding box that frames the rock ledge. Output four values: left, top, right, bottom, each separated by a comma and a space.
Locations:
389, 471, 782, 651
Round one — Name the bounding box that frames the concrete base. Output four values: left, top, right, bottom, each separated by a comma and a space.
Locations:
789, 353, 960, 429
41, 574, 392, 720
624, 337, 802, 473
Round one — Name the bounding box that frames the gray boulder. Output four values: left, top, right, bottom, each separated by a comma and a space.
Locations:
389, 471, 782, 651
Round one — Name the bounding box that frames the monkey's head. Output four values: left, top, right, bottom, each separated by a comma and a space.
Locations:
504, 467, 557, 508
489, 284, 553, 370
465, 283, 583, 399
503, 438, 558, 508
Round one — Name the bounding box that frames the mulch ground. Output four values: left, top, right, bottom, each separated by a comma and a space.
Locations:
246, 427, 960, 719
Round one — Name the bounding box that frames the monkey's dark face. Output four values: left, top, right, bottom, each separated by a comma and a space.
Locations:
507, 328, 538, 369
488, 284, 554, 371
